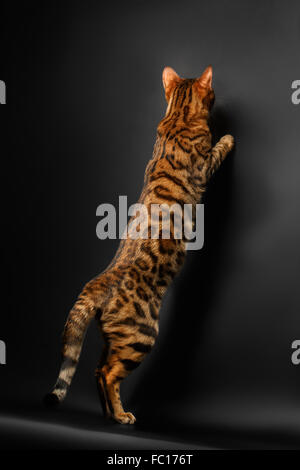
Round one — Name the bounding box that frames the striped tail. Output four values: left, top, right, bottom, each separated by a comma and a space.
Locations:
44, 300, 96, 406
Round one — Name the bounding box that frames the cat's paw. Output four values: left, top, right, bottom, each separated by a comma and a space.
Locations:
221, 134, 235, 151
114, 411, 136, 424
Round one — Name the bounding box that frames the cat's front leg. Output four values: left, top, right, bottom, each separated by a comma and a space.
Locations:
206, 135, 235, 178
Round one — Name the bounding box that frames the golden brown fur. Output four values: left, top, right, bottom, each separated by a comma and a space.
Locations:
45, 66, 234, 424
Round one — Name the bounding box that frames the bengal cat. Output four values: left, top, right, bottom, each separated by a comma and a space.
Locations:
45, 66, 234, 424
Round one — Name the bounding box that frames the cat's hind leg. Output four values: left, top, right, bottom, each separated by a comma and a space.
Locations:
96, 350, 140, 424
95, 344, 111, 418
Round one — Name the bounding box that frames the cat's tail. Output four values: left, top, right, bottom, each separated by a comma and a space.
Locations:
44, 299, 96, 407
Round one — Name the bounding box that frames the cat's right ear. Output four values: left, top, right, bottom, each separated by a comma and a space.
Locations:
196, 66, 213, 90
162, 67, 181, 101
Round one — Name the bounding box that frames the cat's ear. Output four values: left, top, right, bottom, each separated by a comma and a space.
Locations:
162, 67, 181, 101
197, 66, 213, 89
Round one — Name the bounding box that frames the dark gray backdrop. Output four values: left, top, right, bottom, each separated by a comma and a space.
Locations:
1, 0, 299, 449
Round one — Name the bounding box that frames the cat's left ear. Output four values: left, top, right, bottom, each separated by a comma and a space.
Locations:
196, 65, 213, 89
162, 67, 181, 101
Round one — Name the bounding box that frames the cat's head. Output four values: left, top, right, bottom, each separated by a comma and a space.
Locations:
162, 66, 215, 120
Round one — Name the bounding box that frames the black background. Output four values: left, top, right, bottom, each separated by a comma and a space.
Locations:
1, 0, 300, 450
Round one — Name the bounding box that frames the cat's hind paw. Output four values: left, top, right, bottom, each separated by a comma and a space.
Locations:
114, 411, 136, 424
